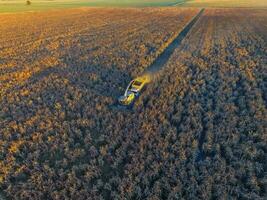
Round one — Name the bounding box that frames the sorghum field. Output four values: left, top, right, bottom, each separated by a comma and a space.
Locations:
0, 6, 266, 200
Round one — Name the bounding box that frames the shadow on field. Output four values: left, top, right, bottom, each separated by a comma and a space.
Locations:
27, 61, 131, 99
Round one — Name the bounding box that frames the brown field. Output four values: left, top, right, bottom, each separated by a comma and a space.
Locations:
139, 8, 267, 198
0, 7, 198, 101
0, 7, 267, 200
182, 0, 267, 7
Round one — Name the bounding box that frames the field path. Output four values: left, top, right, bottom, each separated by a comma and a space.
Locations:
144, 8, 205, 74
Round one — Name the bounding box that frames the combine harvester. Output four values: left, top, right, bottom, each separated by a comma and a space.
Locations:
116, 9, 205, 109
118, 75, 150, 107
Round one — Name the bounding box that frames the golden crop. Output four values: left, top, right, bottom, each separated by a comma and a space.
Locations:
0, 7, 266, 200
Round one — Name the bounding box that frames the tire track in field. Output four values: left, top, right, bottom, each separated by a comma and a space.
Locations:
139, 8, 205, 161
144, 8, 205, 75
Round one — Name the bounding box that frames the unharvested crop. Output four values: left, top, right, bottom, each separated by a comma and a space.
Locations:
0, 7, 200, 199
0, 7, 266, 200
138, 8, 267, 199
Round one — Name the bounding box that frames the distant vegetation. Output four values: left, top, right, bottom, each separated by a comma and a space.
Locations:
0, 0, 184, 13
0, 7, 266, 199
0, 0, 266, 13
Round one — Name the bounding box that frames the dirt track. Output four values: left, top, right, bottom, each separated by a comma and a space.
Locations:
144, 8, 205, 75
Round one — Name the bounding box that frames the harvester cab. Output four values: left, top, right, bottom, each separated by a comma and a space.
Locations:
118, 75, 150, 106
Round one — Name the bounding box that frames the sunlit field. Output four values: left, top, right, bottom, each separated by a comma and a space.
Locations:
1, 0, 267, 13
0, 0, 183, 12
182, 0, 267, 7
0, 1, 266, 200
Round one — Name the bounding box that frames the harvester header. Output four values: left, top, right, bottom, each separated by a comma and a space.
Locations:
118, 75, 150, 106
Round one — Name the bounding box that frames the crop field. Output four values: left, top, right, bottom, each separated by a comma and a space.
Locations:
0, 5, 267, 200
1, 0, 267, 13
139, 8, 267, 198
182, 0, 267, 8
0, 0, 183, 13
0, 7, 201, 199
